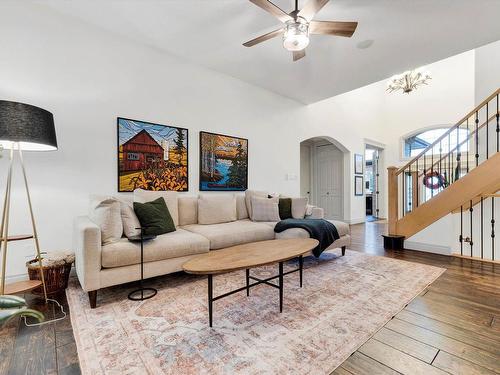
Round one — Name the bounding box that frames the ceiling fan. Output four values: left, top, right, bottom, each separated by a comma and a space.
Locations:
243, 0, 358, 61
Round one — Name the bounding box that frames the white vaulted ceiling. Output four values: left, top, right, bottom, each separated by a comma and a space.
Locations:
44, 0, 500, 104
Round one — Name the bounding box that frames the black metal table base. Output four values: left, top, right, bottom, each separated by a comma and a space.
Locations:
207, 255, 303, 327
128, 287, 157, 301
127, 228, 158, 302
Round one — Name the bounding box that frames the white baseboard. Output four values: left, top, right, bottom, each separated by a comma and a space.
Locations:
404, 240, 451, 255
6, 273, 29, 283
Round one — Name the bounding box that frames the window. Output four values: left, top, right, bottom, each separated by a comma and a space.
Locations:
127, 152, 140, 160
403, 127, 469, 158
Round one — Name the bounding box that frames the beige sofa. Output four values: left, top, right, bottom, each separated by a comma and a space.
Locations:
73, 191, 351, 308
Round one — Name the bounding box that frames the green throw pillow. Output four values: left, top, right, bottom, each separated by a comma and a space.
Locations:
278, 198, 292, 220
133, 197, 176, 236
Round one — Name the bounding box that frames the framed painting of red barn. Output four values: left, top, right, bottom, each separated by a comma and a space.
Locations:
117, 117, 188, 192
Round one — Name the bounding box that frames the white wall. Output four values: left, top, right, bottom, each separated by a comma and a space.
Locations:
475, 39, 500, 104
0, 2, 308, 280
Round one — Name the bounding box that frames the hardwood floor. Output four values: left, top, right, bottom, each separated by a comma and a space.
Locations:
335, 221, 500, 375
1, 221, 499, 375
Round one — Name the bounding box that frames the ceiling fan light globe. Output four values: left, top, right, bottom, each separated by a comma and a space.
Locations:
283, 20, 309, 52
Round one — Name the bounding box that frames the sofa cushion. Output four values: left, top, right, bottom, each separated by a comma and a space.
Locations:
89, 196, 123, 245
244, 190, 268, 219
236, 195, 248, 220
101, 228, 209, 268
251, 197, 280, 222
198, 194, 237, 225
182, 219, 275, 250
178, 196, 198, 226
134, 189, 179, 227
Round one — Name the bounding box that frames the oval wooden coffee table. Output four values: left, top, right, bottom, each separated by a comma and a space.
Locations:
183, 238, 319, 327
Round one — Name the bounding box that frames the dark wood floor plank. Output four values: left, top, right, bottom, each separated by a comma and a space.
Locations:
57, 342, 81, 375
406, 296, 500, 339
422, 290, 500, 317
433, 350, 497, 375
372, 327, 438, 363
8, 321, 57, 375
396, 310, 500, 356
385, 318, 500, 373
0, 319, 18, 375
358, 339, 447, 375
341, 352, 401, 375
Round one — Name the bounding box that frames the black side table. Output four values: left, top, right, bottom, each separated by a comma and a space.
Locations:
127, 228, 157, 301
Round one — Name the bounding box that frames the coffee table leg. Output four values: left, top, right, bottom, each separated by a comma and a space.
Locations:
299, 255, 303, 288
246, 269, 250, 296
279, 261, 283, 313
208, 274, 213, 327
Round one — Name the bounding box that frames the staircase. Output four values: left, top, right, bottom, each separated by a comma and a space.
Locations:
387, 88, 500, 261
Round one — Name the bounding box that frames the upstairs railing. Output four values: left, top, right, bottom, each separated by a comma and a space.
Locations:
388, 88, 500, 234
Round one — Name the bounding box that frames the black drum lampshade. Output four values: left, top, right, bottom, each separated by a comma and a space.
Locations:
0, 100, 57, 151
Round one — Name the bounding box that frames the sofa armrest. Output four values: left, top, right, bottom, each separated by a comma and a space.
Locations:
306, 206, 324, 219
73, 216, 102, 292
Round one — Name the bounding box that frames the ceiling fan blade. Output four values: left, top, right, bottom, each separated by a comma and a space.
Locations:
249, 0, 293, 23
297, 0, 330, 22
243, 28, 283, 47
309, 21, 358, 37
293, 49, 306, 61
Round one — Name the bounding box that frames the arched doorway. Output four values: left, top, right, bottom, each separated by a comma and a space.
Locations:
300, 137, 348, 220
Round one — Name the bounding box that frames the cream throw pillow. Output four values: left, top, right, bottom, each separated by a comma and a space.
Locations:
291, 197, 308, 219
117, 199, 141, 238
133, 189, 179, 227
244, 190, 268, 219
251, 197, 280, 222
89, 196, 123, 244
198, 194, 237, 225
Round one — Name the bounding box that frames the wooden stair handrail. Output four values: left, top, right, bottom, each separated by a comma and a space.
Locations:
396, 88, 500, 176
416, 111, 499, 177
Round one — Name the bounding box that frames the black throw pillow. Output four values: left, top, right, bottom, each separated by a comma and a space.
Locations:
133, 197, 176, 236
278, 198, 292, 220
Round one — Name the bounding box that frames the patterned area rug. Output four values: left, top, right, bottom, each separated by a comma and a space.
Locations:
66, 250, 444, 375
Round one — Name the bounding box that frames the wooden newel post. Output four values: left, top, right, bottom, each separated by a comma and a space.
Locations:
387, 166, 399, 235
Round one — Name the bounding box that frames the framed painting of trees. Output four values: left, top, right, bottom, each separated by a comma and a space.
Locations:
117, 117, 188, 192
199, 131, 248, 191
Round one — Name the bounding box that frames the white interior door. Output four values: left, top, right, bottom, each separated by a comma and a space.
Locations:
314, 144, 343, 220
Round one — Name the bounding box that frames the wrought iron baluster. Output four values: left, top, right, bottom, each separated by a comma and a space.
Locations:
456, 127, 461, 182
480, 196, 484, 259
492, 197, 495, 261
475, 111, 479, 167
431, 148, 434, 198
469, 200, 473, 257
403, 168, 406, 216
497, 94, 499, 153
415, 157, 419, 208
486, 102, 489, 159
460, 205, 463, 256
466, 118, 470, 173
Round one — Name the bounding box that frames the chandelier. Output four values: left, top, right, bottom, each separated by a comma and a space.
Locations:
387, 69, 431, 94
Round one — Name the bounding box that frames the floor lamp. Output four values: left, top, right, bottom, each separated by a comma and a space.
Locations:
0, 100, 58, 302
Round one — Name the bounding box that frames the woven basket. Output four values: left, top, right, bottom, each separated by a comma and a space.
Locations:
26, 252, 74, 295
